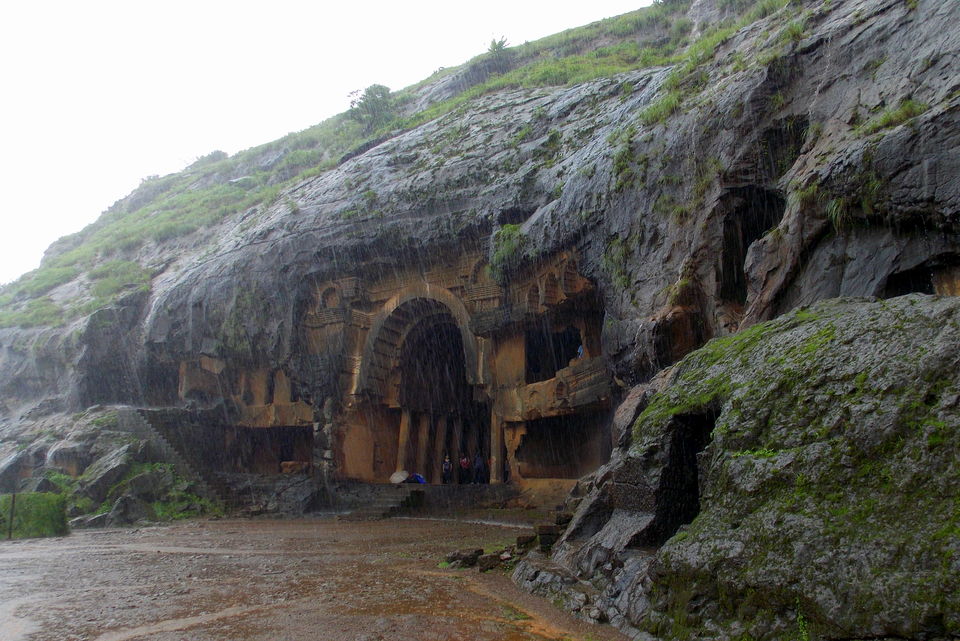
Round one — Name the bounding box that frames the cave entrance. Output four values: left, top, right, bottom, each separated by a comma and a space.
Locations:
394, 304, 483, 483
882, 255, 960, 299
717, 187, 785, 306
632, 410, 714, 547
224, 426, 314, 475
883, 265, 936, 298
525, 322, 583, 384
513, 414, 606, 479
524, 287, 604, 384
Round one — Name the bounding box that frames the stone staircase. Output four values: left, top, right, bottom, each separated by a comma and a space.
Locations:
115, 407, 229, 504
341, 484, 424, 520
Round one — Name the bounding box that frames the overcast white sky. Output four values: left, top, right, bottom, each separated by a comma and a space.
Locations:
0, 0, 651, 285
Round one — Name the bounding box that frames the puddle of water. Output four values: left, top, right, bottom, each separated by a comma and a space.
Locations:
396, 516, 531, 529
0, 597, 40, 641
406, 566, 572, 641
93, 604, 263, 641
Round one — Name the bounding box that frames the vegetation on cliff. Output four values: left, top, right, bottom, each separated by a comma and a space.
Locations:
0, 0, 811, 328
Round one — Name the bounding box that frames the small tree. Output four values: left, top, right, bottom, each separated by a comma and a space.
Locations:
348, 84, 395, 134
488, 36, 508, 55
487, 36, 511, 73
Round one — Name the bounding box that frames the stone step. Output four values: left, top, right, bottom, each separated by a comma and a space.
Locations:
341, 486, 422, 520
116, 407, 226, 505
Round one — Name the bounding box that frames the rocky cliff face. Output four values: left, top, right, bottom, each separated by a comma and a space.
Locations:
516, 294, 960, 639
0, 0, 958, 636
0, 0, 957, 418
143, 0, 960, 393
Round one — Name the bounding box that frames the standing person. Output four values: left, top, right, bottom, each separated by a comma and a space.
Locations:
459, 453, 471, 484
442, 455, 452, 484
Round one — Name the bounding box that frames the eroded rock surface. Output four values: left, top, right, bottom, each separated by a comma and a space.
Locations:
518, 295, 960, 640
0, 0, 956, 424
0, 0, 958, 636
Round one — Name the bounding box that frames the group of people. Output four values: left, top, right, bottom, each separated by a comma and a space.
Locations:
441, 452, 489, 484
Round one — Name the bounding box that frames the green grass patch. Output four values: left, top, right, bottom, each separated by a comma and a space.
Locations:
603, 235, 633, 290
858, 99, 929, 135
3, 265, 78, 299
150, 491, 222, 521
640, 89, 684, 125
0, 296, 64, 328
490, 224, 527, 284
90, 411, 119, 429
43, 470, 77, 494
1, 493, 69, 539
88, 260, 152, 299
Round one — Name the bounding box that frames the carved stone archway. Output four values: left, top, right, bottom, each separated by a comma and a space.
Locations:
355, 284, 479, 399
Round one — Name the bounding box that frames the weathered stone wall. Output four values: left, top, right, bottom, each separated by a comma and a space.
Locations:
1, 0, 957, 429
517, 294, 960, 639
0, 0, 958, 630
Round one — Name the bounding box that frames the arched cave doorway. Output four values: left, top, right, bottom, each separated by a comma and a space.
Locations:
395, 308, 486, 483
344, 294, 485, 483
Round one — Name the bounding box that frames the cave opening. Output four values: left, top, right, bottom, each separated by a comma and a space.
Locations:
883, 265, 935, 298
514, 414, 606, 479
717, 187, 786, 305
525, 322, 584, 384
394, 307, 485, 483
225, 426, 314, 475
400, 317, 470, 414
634, 410, 714, 547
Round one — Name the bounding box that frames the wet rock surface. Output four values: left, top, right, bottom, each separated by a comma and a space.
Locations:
519, 295, 960, 640
77, 443, 140, 505
0, 518, 627, 641
0, 1, 957, 638
0, 0, 957, 418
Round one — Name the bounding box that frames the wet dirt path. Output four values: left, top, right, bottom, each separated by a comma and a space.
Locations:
0, 517, 628, 641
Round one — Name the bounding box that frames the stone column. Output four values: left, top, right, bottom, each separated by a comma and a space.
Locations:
395, 408, 412, 473
465, 417, 478, 461
431, 415, 447, 484
450, 416, 462, 483
490, 413, 504, 484
415, 412, 431, 476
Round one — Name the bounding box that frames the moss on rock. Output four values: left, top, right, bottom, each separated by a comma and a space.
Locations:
565, 296, 960, 639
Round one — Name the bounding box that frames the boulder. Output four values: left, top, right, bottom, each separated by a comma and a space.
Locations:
119, 467, 176, 503
0, 450, 27, 492
518, 296, 960, 640
45, 440, 91, 477
78, 443, 137, 504
516, 533, 536, 549
445, 548, 483, 568
477, 554, 501, 572
19, 476, 57, 493
70, 512, 109, 529
106, 493, 155, 526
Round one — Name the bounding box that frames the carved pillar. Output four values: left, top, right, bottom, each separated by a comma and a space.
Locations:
490, 413, 504, 484
395, 408, 412, 473
415, 412, 431, 475
504, 423, 526, 485
450, 416, 462, 483
465, 417, 478, 461
431, 415, 447, 484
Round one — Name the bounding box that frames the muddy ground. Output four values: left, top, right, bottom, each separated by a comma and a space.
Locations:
0, 516, 628, 641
